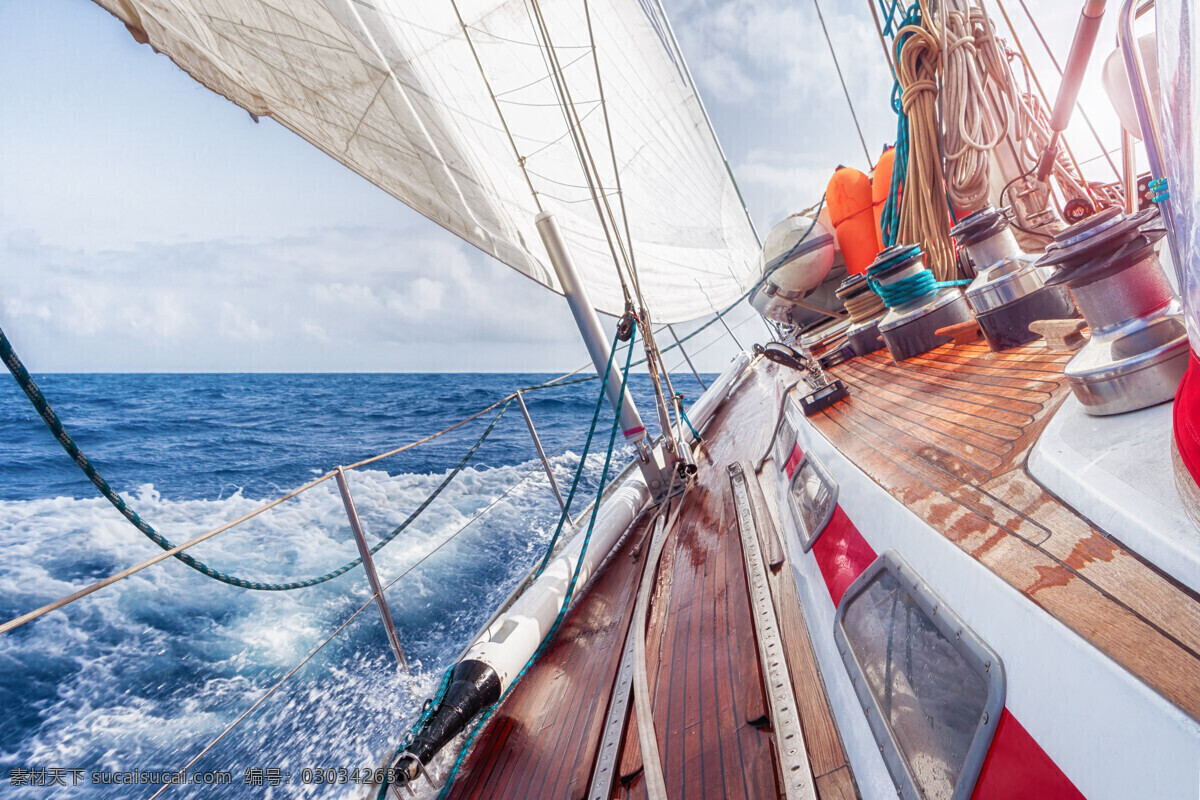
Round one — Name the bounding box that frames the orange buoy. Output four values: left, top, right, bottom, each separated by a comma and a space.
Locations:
871, 148, 896, 251
826, 166, 878, 276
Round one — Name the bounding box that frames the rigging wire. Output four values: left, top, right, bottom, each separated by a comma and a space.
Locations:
812, 0, 873, 166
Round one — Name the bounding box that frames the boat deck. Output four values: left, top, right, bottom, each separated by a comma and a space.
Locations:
813, 340, 1200, 723
448, 364, 856, 799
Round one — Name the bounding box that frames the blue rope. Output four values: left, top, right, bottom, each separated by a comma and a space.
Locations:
680, 404, 701, 441
434, 322, 639, 800
879, 3, 922, 249
1150, 177, 1170, 204
869, 271, 971, 308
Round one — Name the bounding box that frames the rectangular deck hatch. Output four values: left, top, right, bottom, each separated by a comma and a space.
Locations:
833, 551, 1004, 800
788, 452, 838, 551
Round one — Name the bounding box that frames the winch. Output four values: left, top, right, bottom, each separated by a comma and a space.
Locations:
1036, 206, 1188, 415
835, 273, 886, 355
951, 206, 1077, 351
867, 244, 974, 361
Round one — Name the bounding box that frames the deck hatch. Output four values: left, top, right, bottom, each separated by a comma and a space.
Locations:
832, 551, 1004, 800
787, 452, 837, 551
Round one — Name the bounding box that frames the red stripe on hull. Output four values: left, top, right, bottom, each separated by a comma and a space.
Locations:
785, 443, 804, 479
809, 505, 876, 607
972, 709, 1084, 800
806, 502, 1084, 797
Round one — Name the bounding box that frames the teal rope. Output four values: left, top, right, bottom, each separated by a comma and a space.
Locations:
0, 322, 510, 591
534, 325, 627, 578
880, 3, 922, 249
868, 271, 971, 308
680, 404, 701, 441
434, 321, 638, 800
374, 666, 455, 800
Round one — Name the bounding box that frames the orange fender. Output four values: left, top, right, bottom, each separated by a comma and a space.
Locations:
871, 148, 896, 251
826, 166, 878, 276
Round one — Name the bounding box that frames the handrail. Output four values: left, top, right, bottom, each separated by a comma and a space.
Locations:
1118, 0, 1184, 284
146, 459, 549, 798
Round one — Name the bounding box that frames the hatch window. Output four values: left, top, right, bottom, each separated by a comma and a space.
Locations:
774, 416, 797, 467
788, 453, 837, 551
833, 551, 1004, 800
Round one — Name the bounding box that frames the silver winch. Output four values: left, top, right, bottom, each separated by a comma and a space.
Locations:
867, 244, 974, 362
951, 206, 1077, 351
835, 273, 886, 356
1037, 206, 1188, 416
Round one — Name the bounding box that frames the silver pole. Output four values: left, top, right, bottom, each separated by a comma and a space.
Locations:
334, 467, 408, 671
535, 211, 648, 450
516, 391, 571, 519
1118, 0, 1184, 285
667, 324, 707, 390
1122, 128, 1138, 214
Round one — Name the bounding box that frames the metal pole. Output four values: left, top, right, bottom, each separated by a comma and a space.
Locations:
667, 324, 707, 390
1122, 128, 1138, 214
535, 211, 648, 451
516, 391, 571, 520
335, 467, 408, 671
1118, 0, 1184, 286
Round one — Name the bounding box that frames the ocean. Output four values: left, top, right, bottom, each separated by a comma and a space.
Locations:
0, 370, 712, 798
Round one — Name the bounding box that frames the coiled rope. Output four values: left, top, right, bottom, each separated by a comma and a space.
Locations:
0, 322, 511, 591
869, 271, 971, 308
895, 8, 959, 282
936, 3, 1009, 211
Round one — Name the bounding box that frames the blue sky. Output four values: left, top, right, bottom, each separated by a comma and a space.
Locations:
0, 0, 1120, 372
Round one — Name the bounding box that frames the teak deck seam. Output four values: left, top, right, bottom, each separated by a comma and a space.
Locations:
811, 341, 1200, 723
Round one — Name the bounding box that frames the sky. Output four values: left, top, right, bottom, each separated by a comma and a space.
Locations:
0, 0, 1130, 372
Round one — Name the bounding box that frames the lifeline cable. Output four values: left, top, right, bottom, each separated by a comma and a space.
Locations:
0, 323, 510, 592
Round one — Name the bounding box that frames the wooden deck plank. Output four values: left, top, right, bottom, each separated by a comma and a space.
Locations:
749, 465, 854, 783
456, 363, 817, 800
807, 340, 1200, 724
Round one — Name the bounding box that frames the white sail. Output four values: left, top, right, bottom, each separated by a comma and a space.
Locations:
94, 0, 759, 323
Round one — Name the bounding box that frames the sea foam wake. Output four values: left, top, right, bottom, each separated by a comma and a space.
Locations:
0, 373, 699, 798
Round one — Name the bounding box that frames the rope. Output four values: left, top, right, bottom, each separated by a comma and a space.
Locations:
534, 325, 626, 577
895, 8, 958, 281
869, 271, 970, 308
431, 320, 639, 800
935, 3, 1008, 211
0, 322, 510, 592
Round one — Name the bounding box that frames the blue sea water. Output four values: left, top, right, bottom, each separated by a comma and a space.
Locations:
0, 370, 712, 798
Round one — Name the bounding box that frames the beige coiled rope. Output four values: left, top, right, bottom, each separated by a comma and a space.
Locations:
895, 17, 959, 282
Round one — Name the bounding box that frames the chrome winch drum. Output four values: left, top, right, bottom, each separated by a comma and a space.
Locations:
835, 273, 885, 356
952, 207, 1077, 351
1038, 207, 1188, 416
868, 245, 974, 362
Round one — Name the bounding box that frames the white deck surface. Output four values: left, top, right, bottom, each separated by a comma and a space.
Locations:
1029, 395, 1200, 593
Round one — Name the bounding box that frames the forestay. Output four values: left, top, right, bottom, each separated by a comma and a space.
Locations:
95, 0, 760, 322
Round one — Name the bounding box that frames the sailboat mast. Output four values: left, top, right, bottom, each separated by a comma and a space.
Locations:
535, 211, 649, 455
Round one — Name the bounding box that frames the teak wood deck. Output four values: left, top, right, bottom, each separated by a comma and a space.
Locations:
448, 365, 855, 800
448, 338, 1200, 799
812, 339, 1200, 724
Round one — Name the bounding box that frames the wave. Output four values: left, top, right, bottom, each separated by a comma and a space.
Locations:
0, 450, 618, 798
